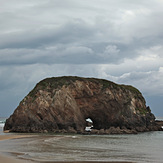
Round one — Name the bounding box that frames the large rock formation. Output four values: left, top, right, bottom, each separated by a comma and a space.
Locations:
4, 76, 162, 134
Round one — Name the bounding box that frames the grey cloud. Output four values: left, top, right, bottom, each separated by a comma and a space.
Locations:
0, 19, 94, 49
0, 0, 163, 116
116, 69, 163, 96
0, 0, 163, 65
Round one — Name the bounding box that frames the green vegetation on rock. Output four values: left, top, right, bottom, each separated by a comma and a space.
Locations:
28, 76, 142, 99
136, 107, 148, 115
121, 85, 141, 94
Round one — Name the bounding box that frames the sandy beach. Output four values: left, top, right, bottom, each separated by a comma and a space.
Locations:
0, 155, 133, 163
0, 134, 36, 163
0, 134, 133, 163
0, 134, 35, 141
0, 154, 32, 163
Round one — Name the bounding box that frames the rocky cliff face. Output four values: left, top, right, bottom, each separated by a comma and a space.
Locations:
4, 76, 162, 134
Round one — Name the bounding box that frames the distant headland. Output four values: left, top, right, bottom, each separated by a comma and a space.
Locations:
4, 76, 163, 134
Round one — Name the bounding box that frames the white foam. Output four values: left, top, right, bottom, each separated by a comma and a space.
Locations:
86, 118, 93, 123
85, 126, 92, 131
0, 123, 4, 128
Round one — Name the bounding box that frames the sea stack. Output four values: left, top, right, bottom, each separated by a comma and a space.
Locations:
4, 76, 162, 134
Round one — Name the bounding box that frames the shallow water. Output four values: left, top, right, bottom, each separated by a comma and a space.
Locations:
0, 132, 163, 163
0, 117, 163, 162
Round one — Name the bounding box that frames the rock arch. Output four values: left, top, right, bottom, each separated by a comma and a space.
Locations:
85, 118, 93, 131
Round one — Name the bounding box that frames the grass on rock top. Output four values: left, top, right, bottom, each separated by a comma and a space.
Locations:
28, 76, 142, 99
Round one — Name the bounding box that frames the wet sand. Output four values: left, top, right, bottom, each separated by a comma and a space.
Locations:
0, 134, 35, 141
0, 154, 133, 163
42, 162, 133, 163
0, 154, 33, 163
0, 134, 133, 163
0, 134, 36, 163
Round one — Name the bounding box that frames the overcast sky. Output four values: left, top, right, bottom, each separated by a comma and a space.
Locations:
0, 0, 163, 117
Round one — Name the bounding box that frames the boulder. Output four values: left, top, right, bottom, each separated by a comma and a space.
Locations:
4, 76, 162, 133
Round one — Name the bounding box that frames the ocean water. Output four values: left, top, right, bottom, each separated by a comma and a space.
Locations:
0, 118, 163, 162
0, 132, 163, 162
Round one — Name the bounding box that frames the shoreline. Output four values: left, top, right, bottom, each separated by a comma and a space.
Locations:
0, 134, 37, 163
0, 154, 34, 163
0, 134, 36, 141
0, 153, 134, 163
42, 162, 133, 163
0, 134, 134, 163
